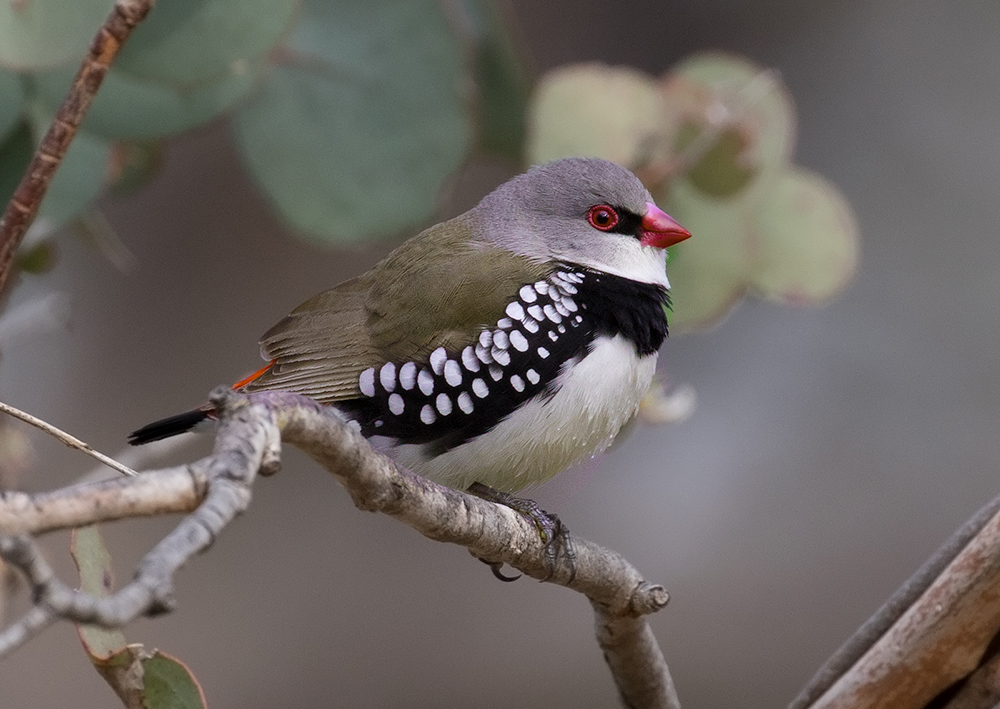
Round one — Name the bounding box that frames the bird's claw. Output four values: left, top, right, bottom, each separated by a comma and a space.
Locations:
468, 482, 576, 583
479, 559, 522, 582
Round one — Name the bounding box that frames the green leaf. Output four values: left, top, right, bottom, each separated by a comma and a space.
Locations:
749, 167, 859, 304
232, 0, 472, 242
115, 0, 299, 87
32, 64, 260, 140
526, 63, 668, 168
141, 651, 208, 709
0, 0, 112, 71
663, 52, 796, 198
0, 121, 33, 211
36, 123, 112, 224
72, 530, 207, 708
71, 525, 128, 661
660, 179, 754, 331
462, 0, 532, 160
676, 123, 755, 198
1, 115, 111, 229
0, 68, 25, 142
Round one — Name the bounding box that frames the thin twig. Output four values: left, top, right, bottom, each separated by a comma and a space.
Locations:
0, 0, 155, 296
0, 394, 277, 657
76, 436, 194, 485
0, 401, 136, 477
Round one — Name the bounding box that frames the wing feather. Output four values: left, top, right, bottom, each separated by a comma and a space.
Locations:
244, 215, 548, 403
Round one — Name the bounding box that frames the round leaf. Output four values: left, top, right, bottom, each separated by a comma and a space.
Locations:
749, 167, 859, 304
232, 0, 472, 242
462, 0, 532, 160
678, 123, 756, 197
141, 651, 208, 709
0, 68, 25, 142
32, 64, 260, 139
0, 0, 111, 71
115, 0, 299, 87
527, 63, 668, 167
662, 52, 796, 198
660, 179, 753, 332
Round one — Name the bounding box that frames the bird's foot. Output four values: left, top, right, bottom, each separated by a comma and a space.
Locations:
467, 482, 576, 583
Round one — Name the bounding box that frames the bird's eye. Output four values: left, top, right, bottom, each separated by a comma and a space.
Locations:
587, 205, 620, 231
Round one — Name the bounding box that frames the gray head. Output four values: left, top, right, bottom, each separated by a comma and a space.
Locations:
474, 157, 688, 285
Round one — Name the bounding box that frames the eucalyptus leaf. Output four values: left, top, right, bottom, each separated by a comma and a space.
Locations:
462, 0, 532, 160
527, 63, 668, 168
32, 64, 260, 139
663, 52, 796, 198
37, 126, 111, 224
0, 68, 25, 141
660, 179, 753, 331
0, 0, 111, 71
71, 525, 127, 661
141, 652, 208, 709
232, 0, 471, 242
676, 123, 756, 198
115, 0, 299, 87
0, 122, 33, 211
749, 167, 859, 304
1, 116, 112, 231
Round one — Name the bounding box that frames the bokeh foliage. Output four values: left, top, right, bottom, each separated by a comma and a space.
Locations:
72, 526, 208, 708
0, 3, 860, 701
0, 0, 857, 327
528, 55, 858, 330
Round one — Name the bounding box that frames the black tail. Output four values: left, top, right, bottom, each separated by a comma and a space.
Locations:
128, 408, 211, 445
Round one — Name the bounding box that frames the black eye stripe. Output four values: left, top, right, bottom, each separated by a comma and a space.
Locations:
605, 207, 644, 238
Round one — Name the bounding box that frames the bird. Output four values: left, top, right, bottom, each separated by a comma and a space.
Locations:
129, 157, 690, 499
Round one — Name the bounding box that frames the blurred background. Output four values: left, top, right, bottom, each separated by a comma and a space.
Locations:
4, 0, 1000, 707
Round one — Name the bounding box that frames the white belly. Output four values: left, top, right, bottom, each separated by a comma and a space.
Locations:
387, 335, 658, 492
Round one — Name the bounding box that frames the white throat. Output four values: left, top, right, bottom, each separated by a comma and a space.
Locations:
570, 243, 670, 287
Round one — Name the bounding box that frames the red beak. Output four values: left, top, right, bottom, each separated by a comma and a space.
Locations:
639, 202, 691, 249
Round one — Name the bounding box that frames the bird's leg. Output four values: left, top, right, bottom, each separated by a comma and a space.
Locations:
467, 482, 576, 583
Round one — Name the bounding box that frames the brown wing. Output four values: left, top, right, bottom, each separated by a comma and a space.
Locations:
243, 275, 379, 403
244, 214, 548, 404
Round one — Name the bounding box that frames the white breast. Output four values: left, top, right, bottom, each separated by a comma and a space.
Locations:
387, 335, 658, 492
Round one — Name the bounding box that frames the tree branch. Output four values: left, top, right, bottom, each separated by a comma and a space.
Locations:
0, 465, 201, 535
0, 0, 155, 296
790, 493, 1000, 709
0, 389, 677, 709
0, 392, 276, 653
0, 401, 137, 477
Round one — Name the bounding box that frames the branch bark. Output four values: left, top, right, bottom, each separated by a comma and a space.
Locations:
790, 494, 1000, 709
0, 0, 154, 296
0, 389, 677, 709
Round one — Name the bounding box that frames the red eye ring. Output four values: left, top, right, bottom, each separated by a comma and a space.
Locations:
587, 204, 619, 231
